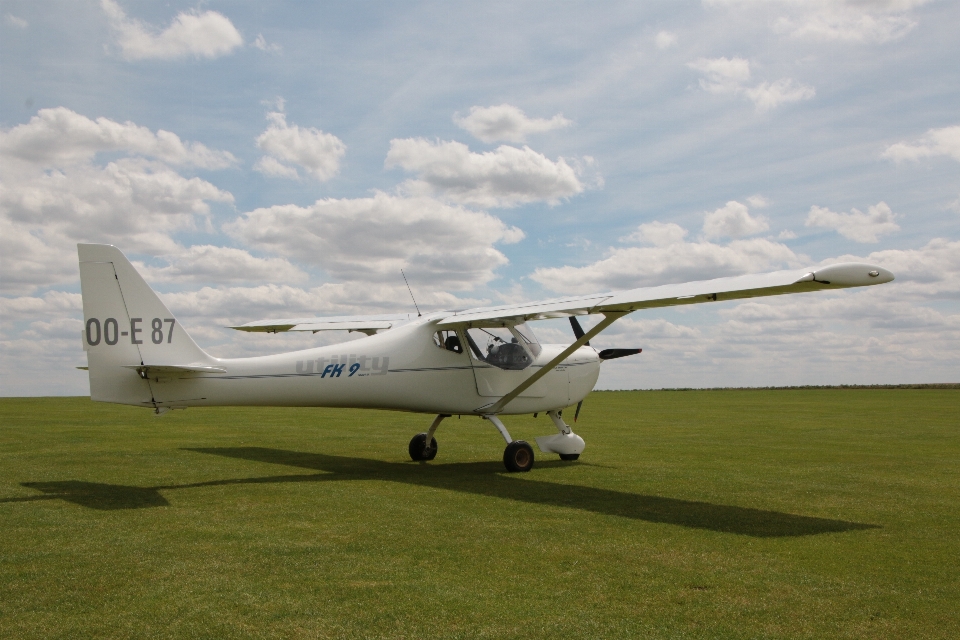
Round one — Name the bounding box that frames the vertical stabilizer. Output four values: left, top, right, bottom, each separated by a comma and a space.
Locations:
78, 244, 214, 405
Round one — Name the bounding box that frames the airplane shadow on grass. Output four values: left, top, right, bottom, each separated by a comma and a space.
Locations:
3, 446, 880, 538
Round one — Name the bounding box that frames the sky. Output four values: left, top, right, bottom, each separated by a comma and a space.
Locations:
1, 0, 958, 396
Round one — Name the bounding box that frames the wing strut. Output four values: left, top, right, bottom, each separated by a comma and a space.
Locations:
477, 311, 626, 414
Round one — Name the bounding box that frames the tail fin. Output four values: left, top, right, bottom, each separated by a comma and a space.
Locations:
79, 244, 214, 406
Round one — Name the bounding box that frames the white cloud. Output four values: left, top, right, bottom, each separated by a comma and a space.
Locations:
254, 105, 346, 181
3, 157, 232, 229
744, 78, 816, 112
101, 0, 243, 61
747, 195, 770, 208
620, 221, 688, 246
705, 0, 933, 44
774, 1, 931, 43
778, 229, 798, 240
532, 224, 803, 294
5, 14, 27, 29
805, 201, 900, 243
1, 291, 82, 322
688, 57, 814, 111
0, 107, 236, 169
881, 125, 960, 163
688, 56, 752, 94
253, 155, 299, 180
610, 317, 702, 341
1, 158, 234, 293
253, 34, 281, 53
654, 31, 677, 49
703, 200, 770, 239
0, 109, 235, 294
161, 283, 485, 327
225, 192, 524, 290
386, 138, 586, 208
0, 219, 75, 295
453, 104, 571, 143
135, 246, 308, 285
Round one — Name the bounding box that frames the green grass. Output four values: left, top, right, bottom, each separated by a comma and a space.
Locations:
1, 390, 958, 639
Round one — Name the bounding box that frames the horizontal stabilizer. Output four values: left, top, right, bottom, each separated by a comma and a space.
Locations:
122, 364, 226, 377
230, 313, 413, 335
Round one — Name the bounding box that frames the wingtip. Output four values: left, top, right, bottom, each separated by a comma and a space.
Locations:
812, 263, 895, 287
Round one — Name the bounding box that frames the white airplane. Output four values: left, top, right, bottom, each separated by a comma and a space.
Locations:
78, 243, 894, 472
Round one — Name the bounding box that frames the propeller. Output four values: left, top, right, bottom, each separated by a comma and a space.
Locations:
568, 316, 642, 422
598, 348, 642, 360
569, 316, 589, 343
568, 317, 641, 360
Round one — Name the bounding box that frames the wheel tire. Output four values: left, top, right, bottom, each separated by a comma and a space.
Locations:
503, 440, 535, 472
408, 433, 438, 461
559, 453, 580, 461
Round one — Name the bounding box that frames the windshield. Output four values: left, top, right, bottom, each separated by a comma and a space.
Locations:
513, 323, 542, 358
464, 325, 537, 370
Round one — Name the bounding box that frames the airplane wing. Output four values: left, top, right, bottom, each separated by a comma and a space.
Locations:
231, 263, 893, 335
227, 262, 892, 415
230, 313, 415, 335
440, 262, 893, 414
436, 262, 894, 327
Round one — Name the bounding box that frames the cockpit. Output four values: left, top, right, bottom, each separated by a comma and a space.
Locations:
470, 324, 541, 370
434, 324, 541, 370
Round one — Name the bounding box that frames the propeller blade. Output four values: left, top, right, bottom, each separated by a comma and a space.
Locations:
598, 348, 642, 360
574, 400, 583, 422
569, 316, 589, 346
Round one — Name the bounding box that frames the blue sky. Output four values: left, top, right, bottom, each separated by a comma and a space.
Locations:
2, 0, 958, 395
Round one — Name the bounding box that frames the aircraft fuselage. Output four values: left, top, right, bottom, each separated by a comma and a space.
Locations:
108, 318, 600, 415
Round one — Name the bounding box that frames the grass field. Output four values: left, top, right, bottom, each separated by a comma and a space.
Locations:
1, 390, 958, 639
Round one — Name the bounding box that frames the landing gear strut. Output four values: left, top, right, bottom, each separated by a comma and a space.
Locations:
409, 414, 448, 461
534, 409, 585, 461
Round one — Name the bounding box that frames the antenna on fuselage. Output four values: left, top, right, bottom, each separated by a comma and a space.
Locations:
401, 268, 421, 317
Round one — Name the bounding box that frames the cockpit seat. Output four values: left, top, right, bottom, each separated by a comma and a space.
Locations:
444, 335, 463, 353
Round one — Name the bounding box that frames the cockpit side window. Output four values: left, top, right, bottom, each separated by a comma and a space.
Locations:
465, 326, 535, 370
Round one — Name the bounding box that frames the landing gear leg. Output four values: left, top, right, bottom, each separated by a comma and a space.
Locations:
485, 415, 534, 472
409, 414, 449, 461
534, 409, 585, 461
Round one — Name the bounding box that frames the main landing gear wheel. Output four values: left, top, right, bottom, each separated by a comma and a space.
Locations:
559, 453, 580, 461
503, 440, 535, 472
408, 433, 438, 461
